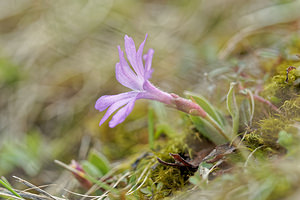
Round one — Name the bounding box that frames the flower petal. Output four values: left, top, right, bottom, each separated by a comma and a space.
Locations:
108, 97, 136, 128
124, 35, 142, 77
95, 91, 138, 112
143, 48, 154, 79
99, 95, 137, 126
136, 34, 147, 76
115, 61, 141, 90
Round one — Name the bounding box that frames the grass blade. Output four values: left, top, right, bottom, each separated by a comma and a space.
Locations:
148, 108, 154, 150
0, 178, 23, 199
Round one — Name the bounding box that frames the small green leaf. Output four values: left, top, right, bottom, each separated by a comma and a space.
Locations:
185, 91, 225, 127
88, 150, 110, 175
82, 161, 103, 178
190, 116, 227, 144
156, 182, 163, 191
200, 162, 214, 168
277, 130, 293, 149
240, 99, 251, 127
243, 89, 255, 126
226, 82, 239, 136
140, 187, 152, 196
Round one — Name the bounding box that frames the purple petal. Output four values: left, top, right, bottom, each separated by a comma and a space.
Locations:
95, 91, 138, 112
115, 61, 141, 90
124, 35, 141, 77
136, 34, 147, 76
99, 96, 136, 126
108, 97, 136, 128
143, 48, 154, 79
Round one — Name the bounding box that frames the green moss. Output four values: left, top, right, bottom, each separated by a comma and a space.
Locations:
244, 96, 300, 151
127, 135, 196, 200
281, 96, 300, 120
262, 64, 300, 106
244, 53, 300, 151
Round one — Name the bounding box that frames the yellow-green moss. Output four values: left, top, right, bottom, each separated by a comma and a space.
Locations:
244, 51, 300, 151
127, 135, 196, 200
262, 64, 300, 106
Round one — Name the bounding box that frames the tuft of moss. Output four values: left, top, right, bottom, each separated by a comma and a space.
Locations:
244, 57, 300, 151
281, 95, 300, 120
128, 135, 196, 199
262, 62, 300, 105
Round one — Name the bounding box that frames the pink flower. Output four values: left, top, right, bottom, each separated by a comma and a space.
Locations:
95, 34, 206, 128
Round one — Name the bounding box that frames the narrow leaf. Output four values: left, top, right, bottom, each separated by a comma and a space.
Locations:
226, 82, 239, 136
88, 150, 110, 175
0, 178, 23, 199
190, 116, 227, 144
185, 91, 225, 127
82, 161, 104, 178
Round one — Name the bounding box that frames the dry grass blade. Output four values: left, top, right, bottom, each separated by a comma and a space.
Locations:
17, 191, 65, 200
23, 184, 56, 192
126, 163, 151, 195
54, 160, 118, 194
126, 171, 150, 196
0, 189, 24, 200
81, 166, 120, 199
244, 146, 264, 168
13, 176, 57, 200
63, 188, 99, 198
96, 171, 131, 200
0, 187, 65, 200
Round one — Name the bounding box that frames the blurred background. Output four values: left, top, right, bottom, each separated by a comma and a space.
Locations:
1, 0, 300, 190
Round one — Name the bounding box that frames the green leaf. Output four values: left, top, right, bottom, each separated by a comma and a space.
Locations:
185, 91, 225, 127
240, 89, 255, 126
277, 130, 293, 149
240, 99, 251, 127
82, 161, 103, 178
88, 150, 110, 175
0, 178, 24, 199
226, 82, 239, 136
140, 187, 152, 196
190, 115, 227, 144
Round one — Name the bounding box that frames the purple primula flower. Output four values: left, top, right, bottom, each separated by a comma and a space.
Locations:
95, 34, 173, 128
95, 34, 207, 128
